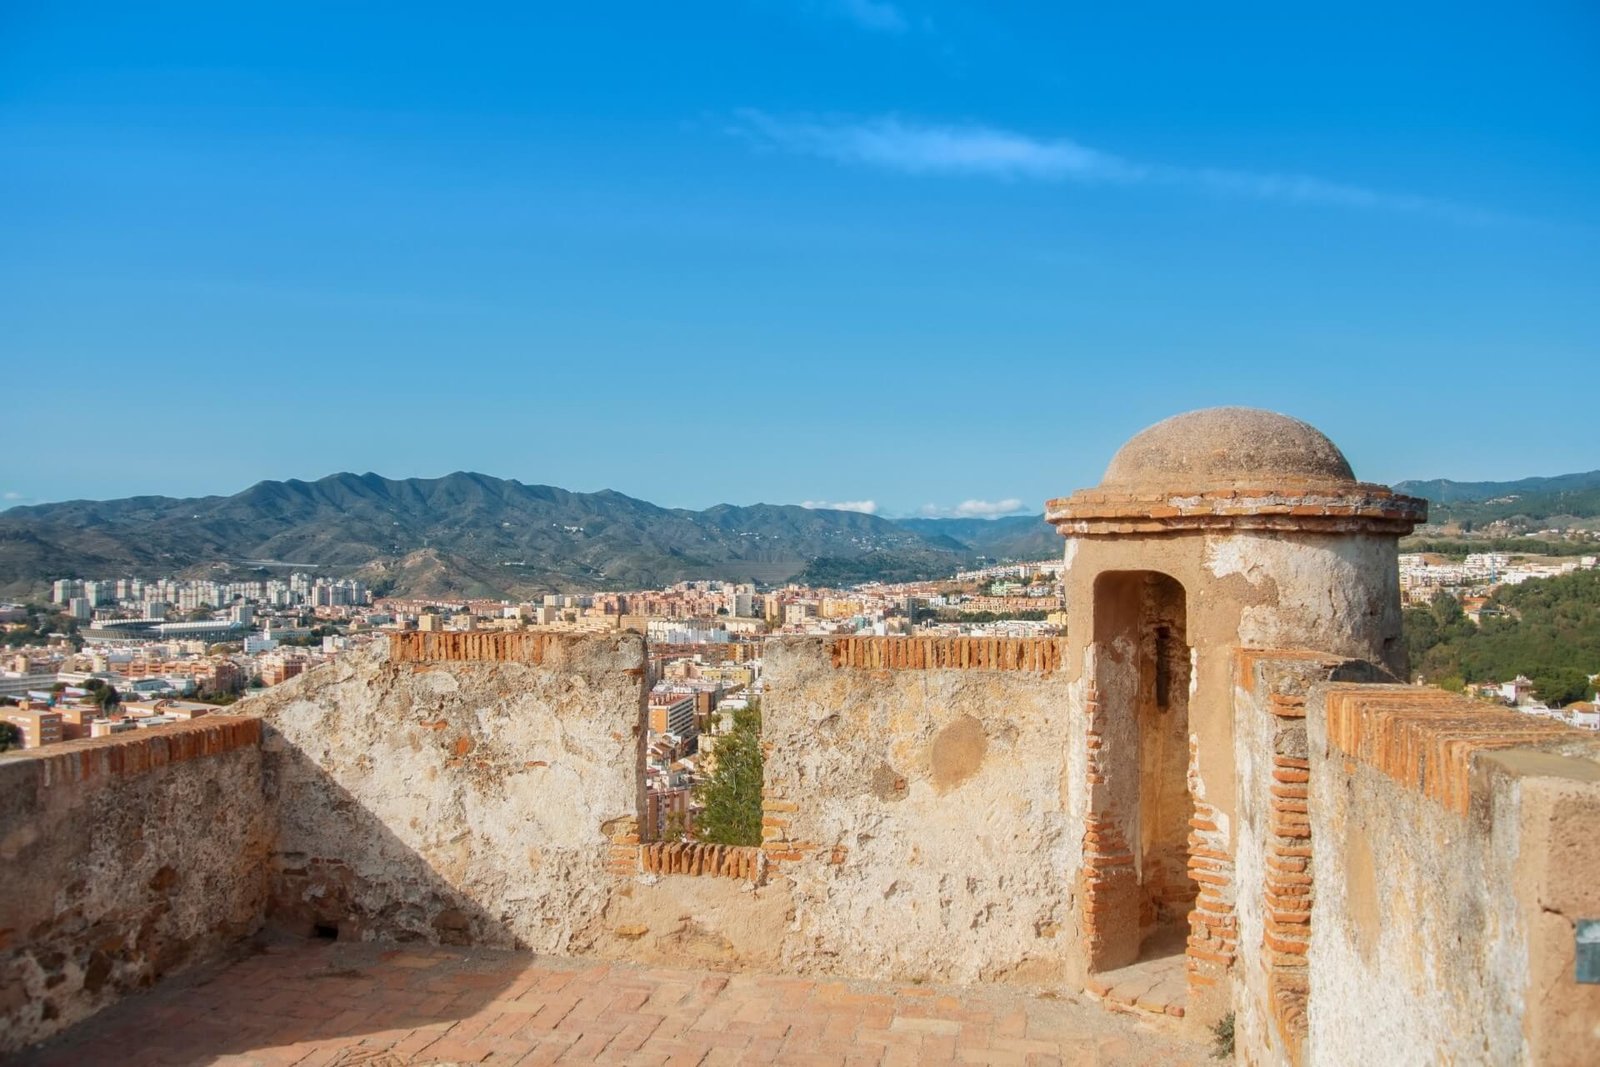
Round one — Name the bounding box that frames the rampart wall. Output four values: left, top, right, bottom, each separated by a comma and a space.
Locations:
252, 633, 646, 952
1307, 685, 1600, 1067
1228, 651, 1385, 1064
761, 636, 1077, 984
246, 633, 1081, 985
0, 719, 270, 1053
9, 630, 1600, 1065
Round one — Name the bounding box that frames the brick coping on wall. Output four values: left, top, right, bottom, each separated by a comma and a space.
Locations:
390, 631, 559, 664
1323, 686, 1600, 815
0, 716, 261, 791
827, 636, 1065, 673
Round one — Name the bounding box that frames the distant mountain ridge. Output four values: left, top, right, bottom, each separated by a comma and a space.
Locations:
10, 466, 1590, 600
1392, 470, 1600, 504
1393, 470, 1600, 524
0, 472, 1045, 599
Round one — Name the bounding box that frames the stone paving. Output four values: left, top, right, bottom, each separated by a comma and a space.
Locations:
14, 939, 1210, 1066
1083, 953, 1187, 1020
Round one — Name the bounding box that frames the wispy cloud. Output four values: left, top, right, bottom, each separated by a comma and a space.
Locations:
801, 498, 879, 515
829, 0, 908, 34
733, 110, 1136, 181
919, 498, 1028, 519
730, 111, 1495, 223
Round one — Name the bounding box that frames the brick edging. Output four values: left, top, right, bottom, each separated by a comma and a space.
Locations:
828, 636, 1064, 673
0, 717, 261, 792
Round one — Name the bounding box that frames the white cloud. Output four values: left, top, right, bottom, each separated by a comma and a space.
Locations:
730, 111, 1492, 222
801, 498, 879, 515
734, 111, 1137, 181
2, 492, 21, 500
918, 498, 1028, 518
831, 0, 908, 34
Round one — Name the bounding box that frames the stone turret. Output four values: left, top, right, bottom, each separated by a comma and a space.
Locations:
1048, 406, 1427, 670
1044, 408, 1426, 989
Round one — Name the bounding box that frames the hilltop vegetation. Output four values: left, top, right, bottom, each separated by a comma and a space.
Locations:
1395, 470, 1600, 525
1404, 568, 1600, 705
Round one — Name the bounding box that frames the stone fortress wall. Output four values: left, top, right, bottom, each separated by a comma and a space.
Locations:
0, 719, 270, 1048
4, 407, 1599, 1064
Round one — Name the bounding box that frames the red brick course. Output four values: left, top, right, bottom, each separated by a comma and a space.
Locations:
1079, 683, 1142, 973
1, 716, 261, 792
827, 636, 1064, 673
637, 842, 766, 881
390, 630, 557, 664
1324, 687, 1583, 815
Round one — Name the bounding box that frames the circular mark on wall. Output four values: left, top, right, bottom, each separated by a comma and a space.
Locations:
930, 715, 987, 793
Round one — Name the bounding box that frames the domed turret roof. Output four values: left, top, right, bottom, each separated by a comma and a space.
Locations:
1100, 407, 1356, 492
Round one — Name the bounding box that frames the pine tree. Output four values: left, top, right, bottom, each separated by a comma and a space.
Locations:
693, 702, 764, 846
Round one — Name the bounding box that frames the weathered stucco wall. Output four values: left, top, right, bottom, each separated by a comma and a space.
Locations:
240, 634, 1081, 983
760, 637, 1080, 985
0, 719, 270, 1054
244, 633, 647, 954
1307, 685, 1600, 1067
1229, 652, 1386, 1066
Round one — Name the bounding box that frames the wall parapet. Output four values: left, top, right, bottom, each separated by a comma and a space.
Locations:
390, 630, 556, 663
0, 716, 261, 793
1323, 685, 1590, 815
827, 635, 1064, 672
0, 716, 269, 1054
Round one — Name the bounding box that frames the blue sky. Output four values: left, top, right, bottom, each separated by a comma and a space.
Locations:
3, 2, 1597, 517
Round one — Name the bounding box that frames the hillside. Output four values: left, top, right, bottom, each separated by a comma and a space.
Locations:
1394, 470, 1600, 525
1404, 568, 1600, 705
0, 472, 970, 599
890, 514, 1060, 562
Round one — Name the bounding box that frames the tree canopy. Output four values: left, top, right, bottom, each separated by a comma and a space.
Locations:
1404, 569, 1600, 706
692, 701, 764, 847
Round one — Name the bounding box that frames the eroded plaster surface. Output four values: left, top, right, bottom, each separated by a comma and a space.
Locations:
762, 638, 1081, 985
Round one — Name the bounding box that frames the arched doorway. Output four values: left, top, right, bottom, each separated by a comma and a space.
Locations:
1084, 571, 1195, 979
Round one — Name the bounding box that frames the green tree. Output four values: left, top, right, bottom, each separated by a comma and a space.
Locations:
1429, 589, 1467, 628
693, 701, 764, 846
0, 721, 19, 752
81, 678, 121, 711
1403, 569, 1600, 693
1530, 667, 1594, 708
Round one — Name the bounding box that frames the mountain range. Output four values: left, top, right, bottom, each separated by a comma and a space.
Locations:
1393, 470, 1600, 525
5, 468, 1593, 601
0, 472, 1054, 600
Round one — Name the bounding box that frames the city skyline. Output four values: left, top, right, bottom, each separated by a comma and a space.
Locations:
4, 3, 1597, 511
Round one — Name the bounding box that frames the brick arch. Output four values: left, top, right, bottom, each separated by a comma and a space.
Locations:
1080, 571, 1201, 981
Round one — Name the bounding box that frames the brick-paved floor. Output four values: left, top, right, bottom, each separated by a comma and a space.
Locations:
15, 939, 1210, 1066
